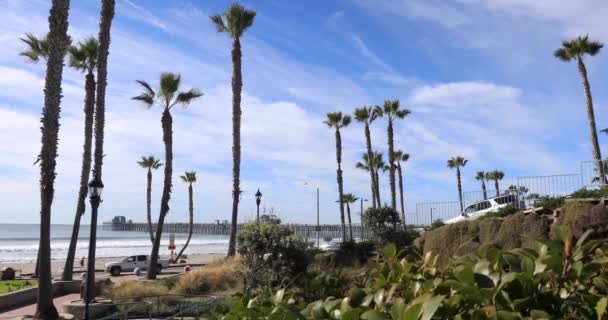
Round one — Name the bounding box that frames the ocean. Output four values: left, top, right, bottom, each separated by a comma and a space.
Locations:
0, 224, 229, 263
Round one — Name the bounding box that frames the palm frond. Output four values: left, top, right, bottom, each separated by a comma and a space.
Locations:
601, 128, 608, 135
159, 72, 181, 103
209, 14, 227, 33
341, 115, 352, 128
225, 3, 256, 38
353, 107, 370, 123
175, 88, 204, 107
19, 33, 49, 63
132, 93, 154, 107
554, 48, 573, 61
136, 80, 155, 97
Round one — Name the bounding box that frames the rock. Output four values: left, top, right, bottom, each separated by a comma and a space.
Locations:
478, 218, 502, 244
553, 200, 608, 238
421, 221, 479, 265
494, 212, 526, 249
521, 212, 551, 246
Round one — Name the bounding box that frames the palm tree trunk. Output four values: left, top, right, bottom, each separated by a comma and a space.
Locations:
36, 0, 70, 318
578, 58, 606, 184
227, 37, 243, 257
146, 169, 155, 243
335, 129, 347, 242
148, 109, 173, 280
481, 180, 487, 200
456, 167, 463, 212
346, 203, 353, 241
62, 71, 95, 281
387, 119, 397, 214
375, 170, 381, 206
397, 163, 405, 225
175, 183, 194, 262
364, 124, 377, 208
494, 180, 499, 197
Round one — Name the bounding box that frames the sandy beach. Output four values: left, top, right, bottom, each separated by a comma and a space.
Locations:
0, 253, 224, 277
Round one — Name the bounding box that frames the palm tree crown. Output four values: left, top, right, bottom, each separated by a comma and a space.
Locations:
341, 193, 359, 204
554, 35, 603, 61
133, 73, 203, 110
210, 3, 256, 39
475, 171, 486, 181
138, 156, 162, 170
377, 99, 411, 120
19, 33, 50, 63
354, 106, 381, 124
447, 156, 468, 169
180, 171, 197, 183
324, 112, 352, 129
394, 150, 410, 163
68, 37, 98, 73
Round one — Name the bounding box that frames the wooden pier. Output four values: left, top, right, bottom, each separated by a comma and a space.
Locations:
102, 218, 372, 240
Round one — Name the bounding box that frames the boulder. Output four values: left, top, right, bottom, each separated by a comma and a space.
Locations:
494, 211, 526, 249
553, 200, 608, 238
520, 212, 551, 246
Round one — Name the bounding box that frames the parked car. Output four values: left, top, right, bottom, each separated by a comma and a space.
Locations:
445, 194, 523, 224
104, 255, 170, 276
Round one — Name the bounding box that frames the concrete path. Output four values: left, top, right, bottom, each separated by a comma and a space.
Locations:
0, 293, 80, 318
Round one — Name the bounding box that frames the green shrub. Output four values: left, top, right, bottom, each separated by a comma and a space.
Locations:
332, 240, 376, 266
479, 204, 518, 219
237, 222, 312, 291
428, 219, 445, 230
214, 227, 608, 319
533, 195, 565, 210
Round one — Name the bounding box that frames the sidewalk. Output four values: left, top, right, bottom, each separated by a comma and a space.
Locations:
0, 293, 80, 318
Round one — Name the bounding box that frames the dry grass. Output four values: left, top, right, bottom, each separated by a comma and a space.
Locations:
172, 257, 243, 295
103, 279, 169, 300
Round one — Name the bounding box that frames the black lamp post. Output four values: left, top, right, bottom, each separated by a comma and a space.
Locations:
255, 189, 262, 223
83, 172, 103, 320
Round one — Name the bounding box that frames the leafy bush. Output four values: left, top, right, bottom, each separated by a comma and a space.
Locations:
428, 219, 445, 231
479, 204, 519, 220
533, 195, 565, 210
237, 222, 312, 291
362, 206, 401, 239
172, 257, 242, 295
332, 240, 376, 266
214, 226, 608, 319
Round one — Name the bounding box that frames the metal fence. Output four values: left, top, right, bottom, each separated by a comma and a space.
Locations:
414, 160, 608, 226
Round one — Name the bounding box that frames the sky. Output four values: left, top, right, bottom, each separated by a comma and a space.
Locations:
1, 0, 608, 224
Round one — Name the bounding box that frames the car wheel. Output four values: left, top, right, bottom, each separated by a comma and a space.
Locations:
110, 267, 121, 276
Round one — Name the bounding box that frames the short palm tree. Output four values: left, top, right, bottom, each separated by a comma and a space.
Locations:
210, 3, 256, 257
377, 100, 411, 211
447, 156, 468, 212
555, 35, 606, 184
487, 170, 505, 197
62, 37, 99, 282
137, 156, 163, 244
175, 171, 197, 262
354, 106, 381, 208
30, 0, 71, 317
475, 171, 488, 200
133, 73, 202, 280
373, 151, 388, 206
324, 112, 351, 242
20, 33, 49, 279
340, 193, 359, 241
393, 150, 410, 225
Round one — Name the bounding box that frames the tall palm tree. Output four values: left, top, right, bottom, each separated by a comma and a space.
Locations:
210, 3, 256, 257
175, 171, 197, 262
447, 156, 468, 212
324, 112, 351, 242
372, 151, 388, 205
475, 171, 488, 200
487, 170, 505, 197
393, 150, 409, 225
133, 73, 202, 280
137, 156, 163, 244
555, 35, 606, 184
377, 100, 411, 211
33, 0, 71, 318
62, 37, 98, 282
354, 106, 381, 208
20, 33, 49, 280
355, 153, 380, 205
339, 193, 359, 241
84, 0, 115, 302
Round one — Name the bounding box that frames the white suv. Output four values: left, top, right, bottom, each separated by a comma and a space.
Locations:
105, 255, 170, 276
445, 194, 522, 224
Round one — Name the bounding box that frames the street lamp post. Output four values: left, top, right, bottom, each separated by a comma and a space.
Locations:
359, 198, 367, 239
83, 172, 103, 320
430, 207, 436, 225
255, 189, 262, 223
304, 182, 320, 248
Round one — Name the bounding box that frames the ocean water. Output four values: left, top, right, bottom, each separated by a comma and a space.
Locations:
0, 224, 229, 263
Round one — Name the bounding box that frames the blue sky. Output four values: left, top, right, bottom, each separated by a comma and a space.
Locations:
1, 0, 608, 224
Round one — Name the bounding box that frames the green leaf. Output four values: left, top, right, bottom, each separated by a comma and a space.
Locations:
552, 225, 572, 242
596, 297, 607, 320
374, 289, 385, 305
454, 266, 474, 284
403, 304, 422, 320
420, 296, 443, 320
530, 309, 551, 319
273, 288, 285, 305
361, 310, 387, 320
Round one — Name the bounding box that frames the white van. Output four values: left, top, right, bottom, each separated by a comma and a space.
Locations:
445, 194, 522, 224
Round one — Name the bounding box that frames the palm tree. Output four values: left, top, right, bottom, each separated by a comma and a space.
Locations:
475, 171, 488, 200
340, 193, 359, 241
175, 171, 197, 262
137, 156, 163, 244
133, 73, 202, 280
487, 170, 505, 197
377, 100, 411, 211
393, 150, 409, 225
447, 156, 468, 212
20, 33, 49, 279
555, 35, 606, 184
33, 0, 71, 317
354, 106, 381, 208
372, 151, 388, 205
61, 37, 98, 282
210, 3, 256, 257
324, 112, 351, 242
85, 0, 115, 302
